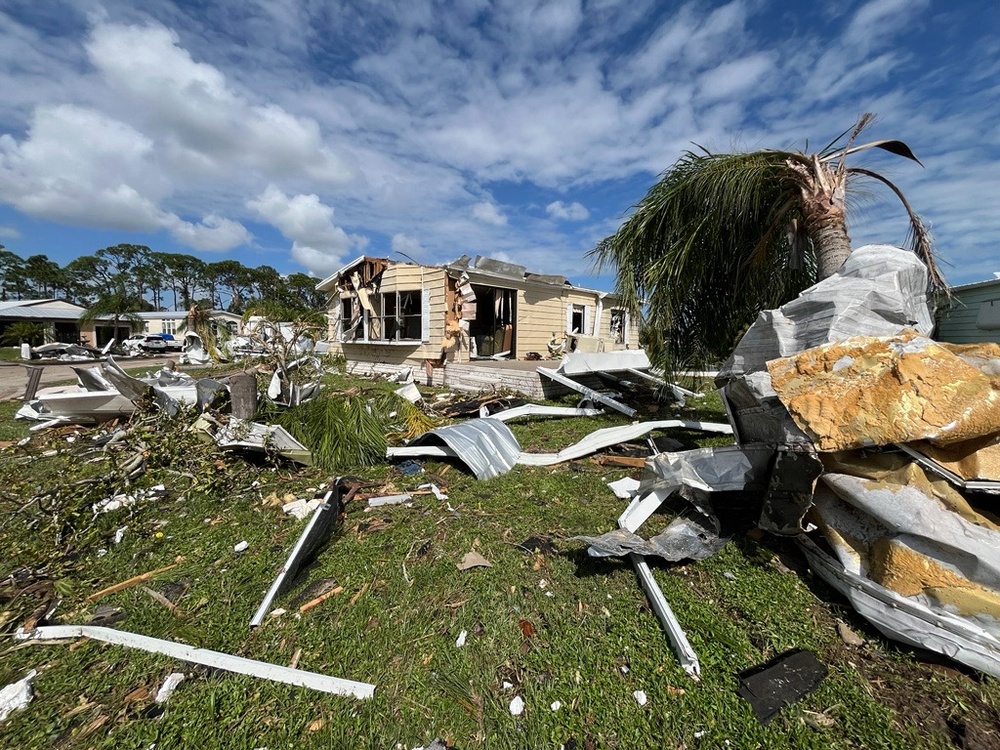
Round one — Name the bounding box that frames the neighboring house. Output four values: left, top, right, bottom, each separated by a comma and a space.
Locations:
315, 255, 641, 367
137, 310, 243, 338
0, 298, 133, 345
936, 276, 1000, 345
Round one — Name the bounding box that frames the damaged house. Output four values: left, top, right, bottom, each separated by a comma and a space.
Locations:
315, 255, 640, 367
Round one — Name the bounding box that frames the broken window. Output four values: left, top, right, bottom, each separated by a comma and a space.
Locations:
570, 304, 586, 335
355, 291, 423, 343
610, 309, 627, 344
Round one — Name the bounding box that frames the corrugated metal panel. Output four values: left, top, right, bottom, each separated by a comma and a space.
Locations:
404, 418, 522, 479
0, 306, 85, 320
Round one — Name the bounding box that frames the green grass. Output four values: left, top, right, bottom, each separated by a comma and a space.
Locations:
0, 373, 996, 748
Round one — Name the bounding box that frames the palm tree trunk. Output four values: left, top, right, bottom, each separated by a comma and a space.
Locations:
798, 161, 852, 279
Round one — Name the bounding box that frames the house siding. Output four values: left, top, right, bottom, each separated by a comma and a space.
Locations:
936, 281, 1000, 345
325, 265, 448, 364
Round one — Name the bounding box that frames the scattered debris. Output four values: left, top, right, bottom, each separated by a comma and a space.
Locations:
0, 670, 36, 723
457, 551, 492, 571
737, 649, 827, 724
418, 483, 448, 501
16, 624, 374, 699
234, 541, 249, 553
508, 695, 524, 716
607, 476, 640, 499
632, 689, 648, 707
153, 672, 185, 704
367, 494, 412, 508
836, 620, 865, 647
550, 700, 561, 711
455, 630, 468, 648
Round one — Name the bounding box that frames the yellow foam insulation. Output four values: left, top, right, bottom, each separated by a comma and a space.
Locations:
821, 451, 1000, 531
869, 538, 1000, 620
767, 332, 1000, 451
907, 433, 1000, 481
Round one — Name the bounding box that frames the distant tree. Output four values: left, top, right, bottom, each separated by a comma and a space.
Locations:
209, 259, 254, 313
284, 272, 325, 310
24, 254, 62, 297
0, 248, 28, 300
161, 253, 206, 310
64, 255, 113, 304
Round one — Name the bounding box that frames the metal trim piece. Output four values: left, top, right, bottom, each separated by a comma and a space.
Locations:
250, 484, 341, 628
537, 366, 636, 417
17, 624, 374, 699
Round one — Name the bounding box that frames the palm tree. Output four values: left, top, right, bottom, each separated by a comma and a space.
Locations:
78, 282, 144, 347
591, 114, 944, 374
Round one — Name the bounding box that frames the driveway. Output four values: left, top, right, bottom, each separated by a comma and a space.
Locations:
0, 354, 182, 402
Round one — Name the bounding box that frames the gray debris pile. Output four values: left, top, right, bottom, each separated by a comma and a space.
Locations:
579, 245, 1000, 679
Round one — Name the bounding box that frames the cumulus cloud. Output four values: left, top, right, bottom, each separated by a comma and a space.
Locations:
86, 22, 354, 184
391, 233, 424, 258
0, 103, 248, 249
546, 200, 589, 221
472, 201, 507, 226
247, 185, 365, 275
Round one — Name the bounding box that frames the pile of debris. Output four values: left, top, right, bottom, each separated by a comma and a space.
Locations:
578, 245, 1000, 680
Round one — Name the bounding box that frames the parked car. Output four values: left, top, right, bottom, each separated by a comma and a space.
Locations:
158, 333, 185, 351
123, 333, 168, 352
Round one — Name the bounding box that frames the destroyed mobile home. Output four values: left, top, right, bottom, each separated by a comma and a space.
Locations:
3, 245, 1000, 743
316, 254, 641, 370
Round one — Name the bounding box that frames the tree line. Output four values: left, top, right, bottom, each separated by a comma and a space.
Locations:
0, 243, 326, 314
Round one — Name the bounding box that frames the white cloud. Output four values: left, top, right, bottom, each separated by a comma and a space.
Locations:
472, 201, 507, 226
86, 22, 354, 184
546, 200, 589, 221
247, 185, 365, 275
0, 225, 21, 239
0, 104, 248, 249
391, 233, 425, 258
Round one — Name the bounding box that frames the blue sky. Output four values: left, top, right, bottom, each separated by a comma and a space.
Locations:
0, 0, 997, 290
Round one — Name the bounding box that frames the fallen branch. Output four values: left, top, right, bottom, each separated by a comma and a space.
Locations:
85, 557, 185, 602
298, 586, 344, 614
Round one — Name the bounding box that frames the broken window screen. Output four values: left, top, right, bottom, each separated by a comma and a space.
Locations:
610, 310, 626, 344
367, 291, 423, 342
340, 298, 361, 341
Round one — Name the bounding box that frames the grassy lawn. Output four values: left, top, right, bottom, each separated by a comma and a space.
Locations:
0, 370, 996, 748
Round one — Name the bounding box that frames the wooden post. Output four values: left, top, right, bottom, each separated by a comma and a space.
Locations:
230, 373, 257, 419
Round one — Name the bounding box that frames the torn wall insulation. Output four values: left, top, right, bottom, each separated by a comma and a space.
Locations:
767, 333, 1000, 452
716, 244, 933, 445
897, 442, 1000, 493
17, 624, 375, 699
799, 461, 1000, 677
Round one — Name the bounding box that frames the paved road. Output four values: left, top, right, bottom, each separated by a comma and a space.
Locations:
0, 354, 181, 402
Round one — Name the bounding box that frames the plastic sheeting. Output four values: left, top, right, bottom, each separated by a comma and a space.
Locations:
716, 244, 933, 445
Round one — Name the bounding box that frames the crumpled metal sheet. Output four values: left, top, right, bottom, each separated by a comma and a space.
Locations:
400, 418, 522, 480
519, 420, 732, 467
716, 244, 933, 445
768, 333, 1000, 452
802, 464, 1000, 676
575, 512, 728, 562
800, 534, 1000, 680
